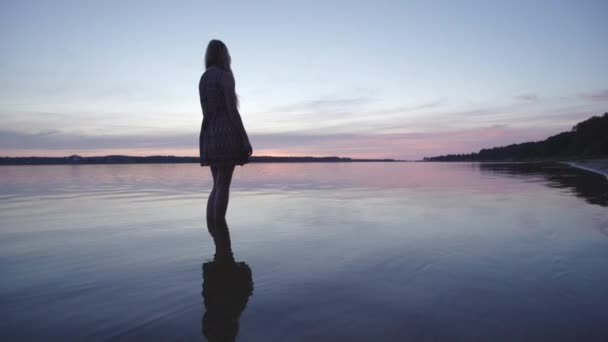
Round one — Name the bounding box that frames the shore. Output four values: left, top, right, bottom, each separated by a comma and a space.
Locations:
566, 159, 608, 179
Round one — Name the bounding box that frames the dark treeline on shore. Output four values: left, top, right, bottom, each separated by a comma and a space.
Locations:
425, 113, 608, 161
0, 155, 397, 165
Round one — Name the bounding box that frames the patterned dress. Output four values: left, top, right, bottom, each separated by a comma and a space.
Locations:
199, 66, 250, 166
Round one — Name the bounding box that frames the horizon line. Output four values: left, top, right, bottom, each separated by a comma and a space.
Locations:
0, 154, 406, 161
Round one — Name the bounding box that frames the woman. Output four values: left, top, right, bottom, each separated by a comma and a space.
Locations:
199, 39, 252, 225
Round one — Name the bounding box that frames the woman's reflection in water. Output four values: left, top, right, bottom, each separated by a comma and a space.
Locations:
202, 218, 253, 342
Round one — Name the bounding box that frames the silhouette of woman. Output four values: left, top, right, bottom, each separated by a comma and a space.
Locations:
202, 218, 254, 341
199, 39, 252, 225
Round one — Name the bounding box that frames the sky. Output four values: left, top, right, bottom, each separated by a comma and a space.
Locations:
1, 0, 607, 159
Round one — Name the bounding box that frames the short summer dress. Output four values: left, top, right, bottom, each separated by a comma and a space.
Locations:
199, 66, 250, 166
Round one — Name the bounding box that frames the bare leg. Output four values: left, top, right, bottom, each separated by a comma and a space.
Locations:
214, 164, 235, 226
206, 165, 218, 229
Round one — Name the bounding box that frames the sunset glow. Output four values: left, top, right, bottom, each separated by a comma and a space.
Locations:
1, 1, 606, 159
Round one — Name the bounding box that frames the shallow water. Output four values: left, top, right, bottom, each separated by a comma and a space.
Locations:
1, 162, 607, 341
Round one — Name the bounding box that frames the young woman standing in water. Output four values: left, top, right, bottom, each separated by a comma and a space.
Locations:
199, 40, 252, 225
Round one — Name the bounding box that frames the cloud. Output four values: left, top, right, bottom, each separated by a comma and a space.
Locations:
249, 97, 444, 136
1, 94, 600, 159
0, 123, 557, 160
581, 89, 608, 101
250, 126, 556, 159
515, 94, 538, 101
0, 130, 196, 150
270, 96, 372, 114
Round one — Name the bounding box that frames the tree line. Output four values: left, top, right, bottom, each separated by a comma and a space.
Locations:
425, 112, 608, 161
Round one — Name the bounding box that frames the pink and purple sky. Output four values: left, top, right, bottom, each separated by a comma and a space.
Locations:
1, 1, 606, 160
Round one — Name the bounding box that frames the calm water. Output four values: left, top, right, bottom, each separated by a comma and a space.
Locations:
1, 162, 607, 341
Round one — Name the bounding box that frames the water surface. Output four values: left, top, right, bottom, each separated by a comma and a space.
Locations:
1, 162, 607, 341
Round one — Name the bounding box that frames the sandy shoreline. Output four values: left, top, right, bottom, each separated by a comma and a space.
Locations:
565, 159, 608, 179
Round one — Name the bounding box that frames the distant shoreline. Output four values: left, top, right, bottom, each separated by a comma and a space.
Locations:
0, 155, 400, 166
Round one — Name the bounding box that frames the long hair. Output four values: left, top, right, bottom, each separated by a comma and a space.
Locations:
205, 39, 231, 72
204, 39, 239, 108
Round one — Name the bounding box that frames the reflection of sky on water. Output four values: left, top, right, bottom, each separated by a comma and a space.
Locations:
1, 163, 607, 340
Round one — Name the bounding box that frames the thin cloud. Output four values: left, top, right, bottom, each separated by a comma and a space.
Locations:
268, 96, 373, 113
250, 99, 444, 135
0, 130, 196, 150
0, 124, 557, 160
252, 126, 555, 159
1, 96, 601, 159
581, 89, 608, 101
515, 94, 538, 101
